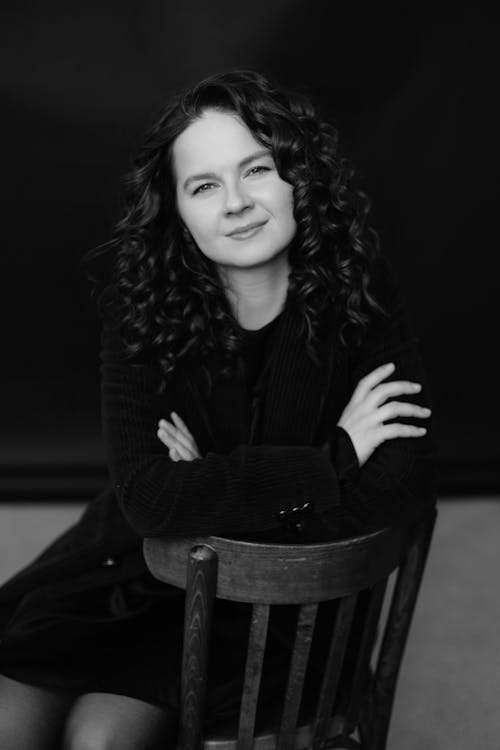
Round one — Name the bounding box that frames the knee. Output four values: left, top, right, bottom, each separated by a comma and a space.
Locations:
62, 692, 178, 750
0, 674, 72, 750
62, 707, 177, 750
62, 719, 118, 750
63, 722, 176, 750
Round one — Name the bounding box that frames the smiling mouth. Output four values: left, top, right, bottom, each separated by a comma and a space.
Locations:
227, 221, 267, 238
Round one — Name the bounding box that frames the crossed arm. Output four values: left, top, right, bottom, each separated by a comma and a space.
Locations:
101, 261, 436, 538
158, 362, 431, 468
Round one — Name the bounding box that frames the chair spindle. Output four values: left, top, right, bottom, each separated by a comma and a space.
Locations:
277, 603, 319, 750
344, 579, 388, 732
237, 603, 271, 750
311, 593, 358, 749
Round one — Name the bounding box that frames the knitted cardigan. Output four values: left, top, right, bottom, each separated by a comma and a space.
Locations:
0, 257, 436, 629
102, 255, 436, 540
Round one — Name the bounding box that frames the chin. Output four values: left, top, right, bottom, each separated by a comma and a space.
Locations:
234, 249, 288, 270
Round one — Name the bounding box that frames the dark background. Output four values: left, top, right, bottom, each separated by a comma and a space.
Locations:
1, 4, 498, 499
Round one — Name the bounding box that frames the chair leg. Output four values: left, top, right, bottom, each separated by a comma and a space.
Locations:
368, 510, 437, 750
179, 545, 218, 750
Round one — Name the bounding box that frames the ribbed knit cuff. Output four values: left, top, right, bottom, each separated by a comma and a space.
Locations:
330, 426, 360, 482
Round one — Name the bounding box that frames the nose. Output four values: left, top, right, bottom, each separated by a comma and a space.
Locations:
224, 179, 253, 214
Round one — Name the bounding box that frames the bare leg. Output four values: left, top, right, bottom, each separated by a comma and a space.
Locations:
62, 692, 178, 750
0, 673, 76, 750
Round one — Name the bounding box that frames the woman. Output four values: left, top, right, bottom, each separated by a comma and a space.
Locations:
0, 70, 435, 748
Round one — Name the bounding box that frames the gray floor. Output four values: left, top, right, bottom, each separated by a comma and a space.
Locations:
388, 499, 500, 750
0, 499, 498, 748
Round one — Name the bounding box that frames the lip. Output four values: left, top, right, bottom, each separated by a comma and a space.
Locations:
226, 220, 267, 237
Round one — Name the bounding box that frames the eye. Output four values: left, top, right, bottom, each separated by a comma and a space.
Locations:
192, 182, 216, 195
246, 165, 271, 177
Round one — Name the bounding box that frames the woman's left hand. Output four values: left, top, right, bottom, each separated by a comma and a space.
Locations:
157, 412, 201, 462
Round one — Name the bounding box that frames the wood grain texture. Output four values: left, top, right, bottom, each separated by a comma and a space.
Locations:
277, 603, 318, 750
237, 604, 270, 750
144, 525, 406, 604
142, 508, 437, 750
312, 593, 358, 749
343, 579, 388, 733
180, 545, 218, 750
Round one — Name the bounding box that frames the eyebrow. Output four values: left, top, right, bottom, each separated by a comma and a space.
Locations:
182, 149, 271, 191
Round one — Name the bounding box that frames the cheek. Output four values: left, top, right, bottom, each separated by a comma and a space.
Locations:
178, 202, 216, 244
274, 184, 296, 227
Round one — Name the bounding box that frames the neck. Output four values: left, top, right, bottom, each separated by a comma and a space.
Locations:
219, 252, 290, 330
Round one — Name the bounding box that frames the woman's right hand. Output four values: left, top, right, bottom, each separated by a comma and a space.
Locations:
337, 362, 431, 469
157, 412, 201, 462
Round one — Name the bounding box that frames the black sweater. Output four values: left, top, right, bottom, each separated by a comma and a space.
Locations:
0, 257, 436, 626
101, 257, 436, 540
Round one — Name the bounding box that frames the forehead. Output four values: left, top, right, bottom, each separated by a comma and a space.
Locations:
172, 110, 264, 181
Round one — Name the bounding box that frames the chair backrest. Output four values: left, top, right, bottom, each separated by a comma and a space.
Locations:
144, 508, 436, 750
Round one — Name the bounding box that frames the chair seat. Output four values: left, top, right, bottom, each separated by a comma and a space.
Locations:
203, 714, 356, 750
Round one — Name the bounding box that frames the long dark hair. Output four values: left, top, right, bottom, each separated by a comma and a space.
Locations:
84, 69, 383, 392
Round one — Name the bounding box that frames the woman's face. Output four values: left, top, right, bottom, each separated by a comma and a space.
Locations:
172, 109, 296, 271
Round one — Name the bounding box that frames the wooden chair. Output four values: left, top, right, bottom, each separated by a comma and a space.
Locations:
144, 507, 436, 750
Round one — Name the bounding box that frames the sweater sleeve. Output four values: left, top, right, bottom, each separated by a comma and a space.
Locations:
100, 318, 340, 539
322, 257, 437, 532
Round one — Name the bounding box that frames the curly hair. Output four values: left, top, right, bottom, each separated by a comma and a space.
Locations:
84, 69, 384, 394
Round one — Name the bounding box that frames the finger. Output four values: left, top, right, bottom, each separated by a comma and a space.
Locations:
157, 427, 193, 461
170, 442, 192, 460
159, 420, 196, 454
354, 362, 395, 399
169, 447, 180, 462
379, 424, 427, 441
171, 412, 200, 453
370, 380, 422, 406
157, 427, 193, 460
170, 412, 192, 437
157, 427, 176, 450
377, 401, 431, 423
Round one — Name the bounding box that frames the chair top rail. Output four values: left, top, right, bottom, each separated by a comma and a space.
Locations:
144, 523, 410, 604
